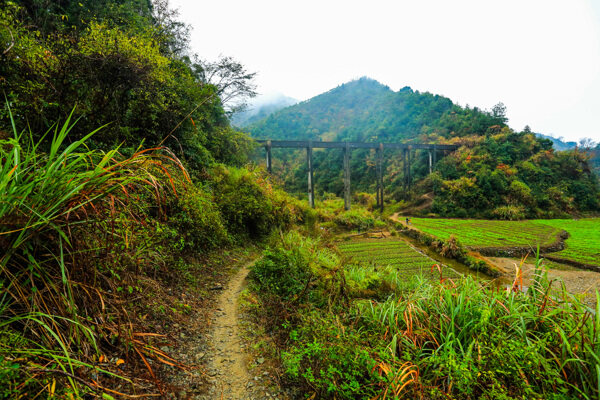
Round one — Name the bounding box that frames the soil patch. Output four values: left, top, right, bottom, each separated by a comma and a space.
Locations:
487, 257, 600, 303
206, 260, 253, 399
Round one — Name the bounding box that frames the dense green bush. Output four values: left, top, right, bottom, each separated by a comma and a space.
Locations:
208, 165, 303, 240
333, 208, 386, 231
164, 180, 230, 252
282, 312, 383, 399
251, 247, 311, 300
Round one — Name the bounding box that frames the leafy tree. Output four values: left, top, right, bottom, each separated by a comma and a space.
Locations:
0, 0, 256, 171
198, 56, 258, 113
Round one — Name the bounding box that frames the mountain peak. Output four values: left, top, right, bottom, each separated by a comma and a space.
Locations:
247, 78, 455, 141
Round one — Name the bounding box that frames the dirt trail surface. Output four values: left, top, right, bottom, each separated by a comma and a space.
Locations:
488, 257, 600, 301
207, 262, 252, 399
162, 253, 287, 399
203, 261, 286, 400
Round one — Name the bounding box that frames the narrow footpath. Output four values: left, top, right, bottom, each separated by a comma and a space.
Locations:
201, 260, 286, 400
207, 262, 253, 399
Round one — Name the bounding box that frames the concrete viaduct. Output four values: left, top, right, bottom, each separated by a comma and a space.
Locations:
257, 139, 458, 212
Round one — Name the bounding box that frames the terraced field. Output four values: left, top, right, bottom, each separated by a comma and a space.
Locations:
535, 219, 600, 267
408, 218, 561, 249
337, 238, 460, 279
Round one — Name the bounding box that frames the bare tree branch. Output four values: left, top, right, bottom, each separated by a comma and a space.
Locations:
1, 23, 15, 55
197, 56, 257, 112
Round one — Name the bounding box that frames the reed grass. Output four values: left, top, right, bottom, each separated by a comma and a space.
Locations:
0, 107, 187, 397
353, 254, 600, 398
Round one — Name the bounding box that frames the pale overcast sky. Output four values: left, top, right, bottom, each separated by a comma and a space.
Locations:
170, 0, 600, 142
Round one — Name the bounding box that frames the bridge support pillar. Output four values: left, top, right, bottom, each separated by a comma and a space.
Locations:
307, 140, 315, 208
428, 148, 432, 174
407, 146, 412, 191
377, 143, 384, 213
433, 144, 437, 169
343, 142, 351, 210
266, 140, 272, 173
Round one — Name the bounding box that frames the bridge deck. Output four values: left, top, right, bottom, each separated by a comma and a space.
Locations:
256, 139, 458, 151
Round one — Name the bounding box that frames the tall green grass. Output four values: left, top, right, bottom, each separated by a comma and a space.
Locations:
0, 108, 186, 397
354, 255, 600, 399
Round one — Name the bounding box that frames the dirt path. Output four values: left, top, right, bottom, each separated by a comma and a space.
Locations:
488, 257, 600, 301
206, 262, 253, 399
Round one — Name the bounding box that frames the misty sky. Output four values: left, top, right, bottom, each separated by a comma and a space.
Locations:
170, 0, 600, 142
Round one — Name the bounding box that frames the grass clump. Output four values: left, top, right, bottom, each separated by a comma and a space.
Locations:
334, 208, 386, 231
0, 111, 180, 396
252, 247, 312, 301
352, 257, 600, 399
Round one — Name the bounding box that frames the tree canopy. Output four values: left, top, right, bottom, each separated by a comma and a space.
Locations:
0, 0, 256, 170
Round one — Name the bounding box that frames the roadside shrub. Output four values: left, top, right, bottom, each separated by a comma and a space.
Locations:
164, 181, 230, 252
432, 235, 463, 258
282, 312, 382, 399
353, 192, 377, 209
334, 208, 385, 231
251, 247, 311, 301
208, 165, 302, 240
492, 205, 526, 220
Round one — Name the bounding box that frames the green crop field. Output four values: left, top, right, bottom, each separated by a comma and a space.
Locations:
337, 238, 460, 279
408, 218, 561, 249
535, 219, 600, 267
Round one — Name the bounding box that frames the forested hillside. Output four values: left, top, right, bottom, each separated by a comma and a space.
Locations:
0, 0, 257, 169
248, 78, 600, 218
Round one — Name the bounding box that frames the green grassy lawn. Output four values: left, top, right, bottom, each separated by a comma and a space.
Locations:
535, 218, 600, 267
408, 218, 561, 248
337, 238, 460, 279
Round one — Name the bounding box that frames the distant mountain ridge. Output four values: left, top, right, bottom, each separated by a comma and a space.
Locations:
231, 94, 297, 127
536, 133, 577, 151
247, 77, 506, 143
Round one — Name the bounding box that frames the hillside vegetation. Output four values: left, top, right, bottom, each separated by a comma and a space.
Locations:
2, 1, 599, 398
248, 78, 599, 218
0, 1, 305, 397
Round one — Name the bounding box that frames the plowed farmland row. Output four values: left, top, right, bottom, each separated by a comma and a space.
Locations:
337, 238, 460, 279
